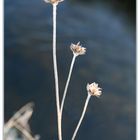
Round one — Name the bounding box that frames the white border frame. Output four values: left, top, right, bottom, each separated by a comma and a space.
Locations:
137, 0, 139, 140
0, 0, 4, 139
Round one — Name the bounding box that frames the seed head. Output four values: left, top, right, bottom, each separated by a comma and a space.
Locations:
87, 82, 102, 97
44, 0, 64, 5
70, 42, 86, 56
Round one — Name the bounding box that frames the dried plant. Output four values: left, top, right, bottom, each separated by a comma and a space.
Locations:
4, 103, 39, 140
71, 83, 102, 140
43, 0, 102, 139
5, 1, 103, 140
61, 42, 86, 114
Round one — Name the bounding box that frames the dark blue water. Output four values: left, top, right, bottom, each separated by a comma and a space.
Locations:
4, 0, 136, 140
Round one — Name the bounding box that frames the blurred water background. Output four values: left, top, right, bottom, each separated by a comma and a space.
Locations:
4, 0, 136, 140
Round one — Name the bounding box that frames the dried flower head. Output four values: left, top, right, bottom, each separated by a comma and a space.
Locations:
70, 42, 86, 56
87, 82, 102, 97
44, 0, 64, 5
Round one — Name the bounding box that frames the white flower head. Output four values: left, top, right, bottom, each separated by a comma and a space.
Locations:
70, 42, 86, 56
44, 0, 64, 5
87, 82, 102, 97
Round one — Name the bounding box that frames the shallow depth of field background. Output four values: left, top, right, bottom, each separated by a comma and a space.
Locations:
4, 0, 136, 140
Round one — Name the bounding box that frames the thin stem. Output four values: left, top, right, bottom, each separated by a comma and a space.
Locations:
52, 4, 62, 140
71, 94, 91, 140
60, 54, 77, 113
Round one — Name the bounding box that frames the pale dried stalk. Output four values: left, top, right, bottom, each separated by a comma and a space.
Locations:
4, 122, 35, 140
71, 94, 91, 140
4, 103, 36, 140
13, 123, 35, 140
52, 3, 62, 140
4, 103, 33, 134
60, 54, 77, 113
